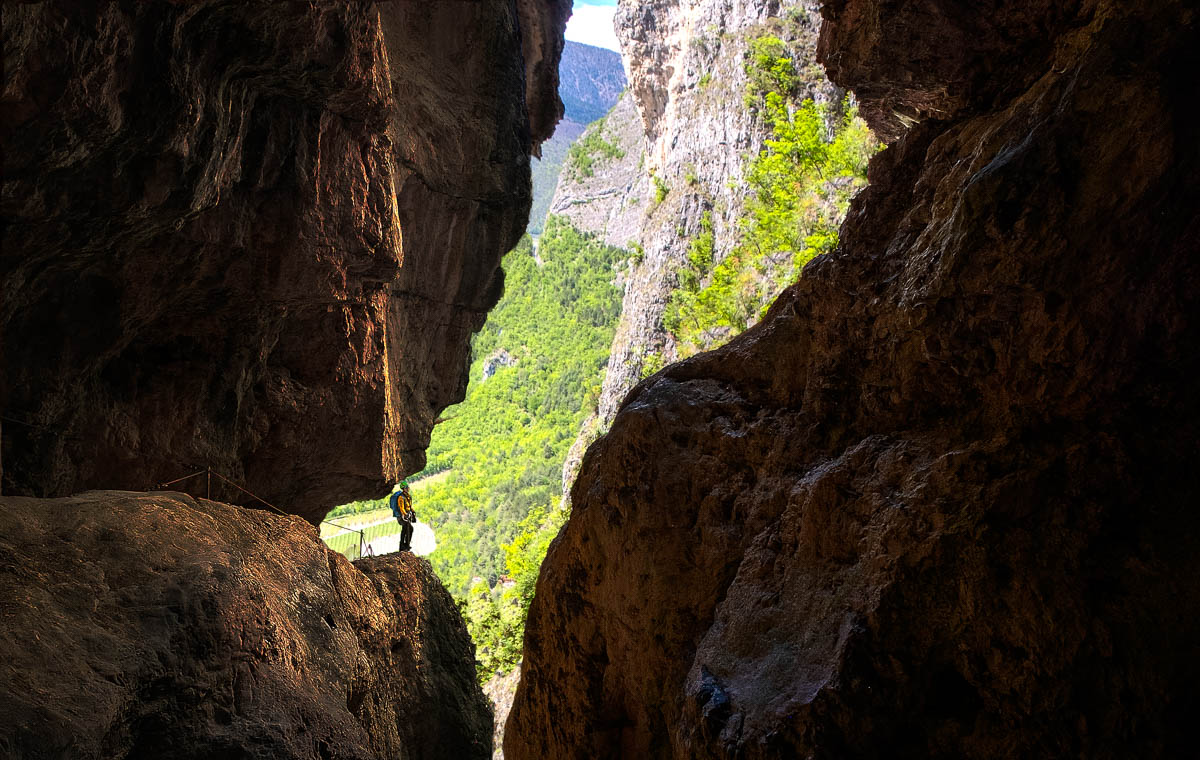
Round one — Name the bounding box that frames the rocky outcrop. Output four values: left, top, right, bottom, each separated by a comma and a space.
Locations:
481, 348, 518, 382
0, 490, 490, 759
1, 0, 568, 522
547, 91, 647, 249
483, 666, 523, 760
550, 1, 840, 506
508, 0, 1200, 757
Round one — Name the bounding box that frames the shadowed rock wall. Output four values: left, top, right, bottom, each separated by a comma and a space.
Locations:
507, 0, 1200, 757
0, 491, 490, 759
1, 0, 569, 522
0, 2, 571, 756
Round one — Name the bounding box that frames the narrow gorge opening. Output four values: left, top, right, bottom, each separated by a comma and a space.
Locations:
4, 0, 1196, 758
319, 1, 882, 750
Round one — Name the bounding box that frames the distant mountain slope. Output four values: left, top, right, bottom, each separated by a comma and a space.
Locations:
557, 41, 626, 124
528, 119, 586, 235
528, 41, 625, 234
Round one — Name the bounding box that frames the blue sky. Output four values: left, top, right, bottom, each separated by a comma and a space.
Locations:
566, 0, 620, 52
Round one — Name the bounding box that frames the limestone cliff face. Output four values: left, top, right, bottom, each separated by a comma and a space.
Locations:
547, 91, 647, 253
1, 0, 569, 522
0, 491, 490, 759
528, 41, 625, 234
508, 0, 1200, 757
549, 0, 838, 501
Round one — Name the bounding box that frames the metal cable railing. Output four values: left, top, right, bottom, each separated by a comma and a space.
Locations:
0, 409, 373, 557
153, 467, 368, 559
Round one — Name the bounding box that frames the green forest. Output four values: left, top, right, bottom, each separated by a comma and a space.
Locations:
417, 217, 622, 592
330, 217, 622, 680
327, 218, 622, 680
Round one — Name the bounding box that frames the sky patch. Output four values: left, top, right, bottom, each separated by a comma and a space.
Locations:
566, 0, 621, 52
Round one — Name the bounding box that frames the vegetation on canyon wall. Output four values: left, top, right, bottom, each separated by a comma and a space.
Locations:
664, 35, 877, 357
565, 118, 627, 180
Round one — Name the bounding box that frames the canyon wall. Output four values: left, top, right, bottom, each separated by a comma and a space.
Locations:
550, 0, 839, 502
1, 0, 569, 522
508, 0, 1200, 757
0, 491, 490, 759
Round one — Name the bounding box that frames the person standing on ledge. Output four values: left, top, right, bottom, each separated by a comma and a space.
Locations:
389, 480, 415, 552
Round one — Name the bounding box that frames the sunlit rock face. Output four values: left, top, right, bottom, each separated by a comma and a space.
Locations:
0, 491, 490, 759
507, 0, 1200, 757
550, 0, 841, 507
0, 0, 569, 522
